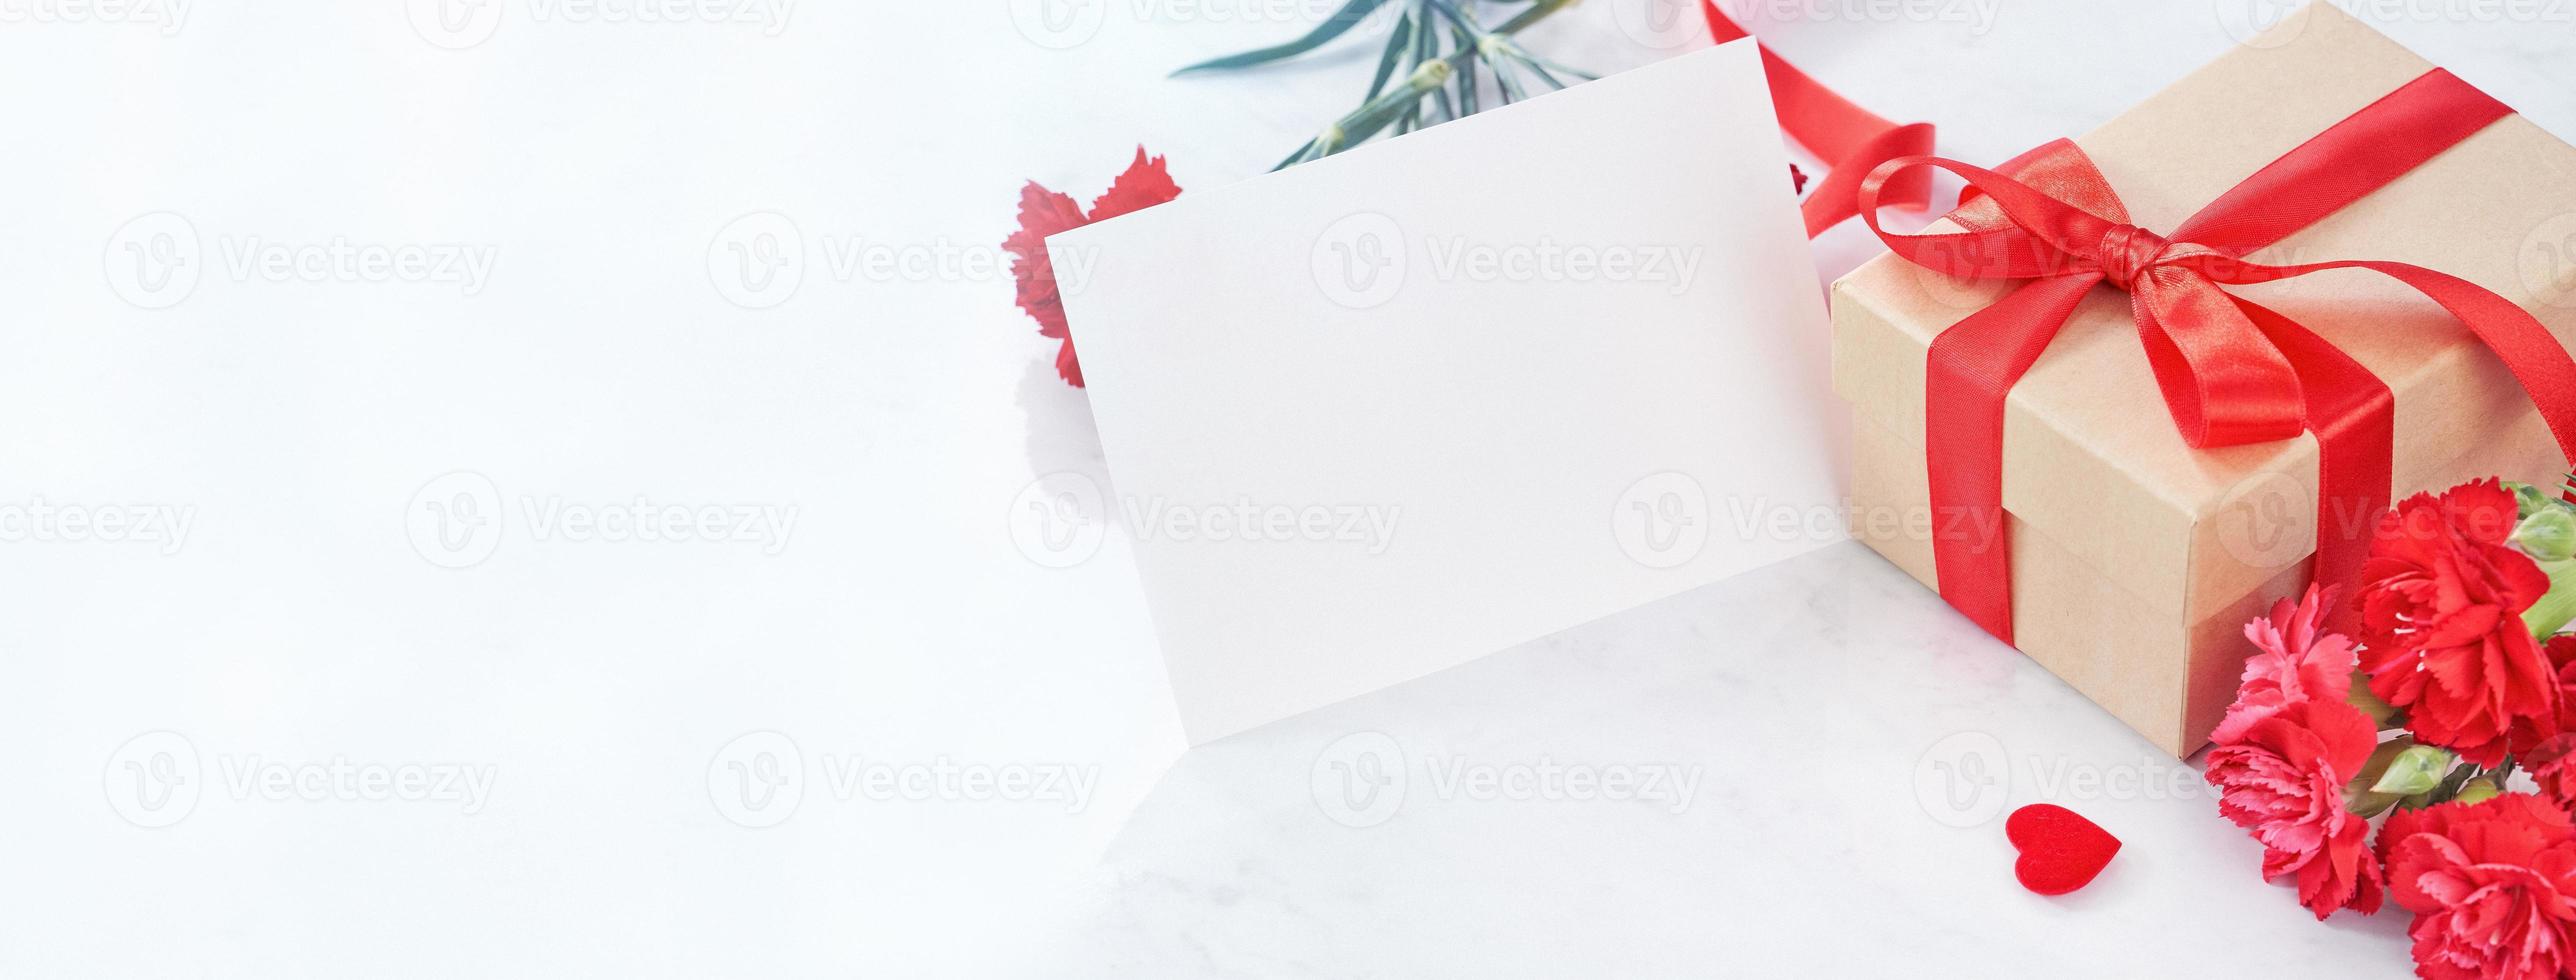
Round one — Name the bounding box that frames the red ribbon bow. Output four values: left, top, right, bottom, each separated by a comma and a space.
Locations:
1856, 69, 2576, 642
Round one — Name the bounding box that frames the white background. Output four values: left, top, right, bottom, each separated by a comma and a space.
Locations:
1, 1, 2568, 976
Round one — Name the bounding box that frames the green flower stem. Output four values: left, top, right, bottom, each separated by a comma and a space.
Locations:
1310, 60, 1454, 156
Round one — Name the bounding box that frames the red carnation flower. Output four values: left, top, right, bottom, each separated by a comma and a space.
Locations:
2358, 479, 2557, 766
2205, 698, 2387, 919
1001, 147, 1183, 388
2382, 794, 2576, 980
2513, 636, 2576, 764
2529, 732, 2576, 815
2213, 584, 2358, 745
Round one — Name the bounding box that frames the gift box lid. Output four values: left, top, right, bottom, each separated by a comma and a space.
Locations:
1830, 2, 2576, 623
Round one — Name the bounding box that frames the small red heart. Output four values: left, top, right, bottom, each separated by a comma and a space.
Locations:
2006, 804, 2119, 896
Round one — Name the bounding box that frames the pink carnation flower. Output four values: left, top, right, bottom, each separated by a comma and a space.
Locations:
2212, 584, 2358, 746
2206, 699, 2387, 919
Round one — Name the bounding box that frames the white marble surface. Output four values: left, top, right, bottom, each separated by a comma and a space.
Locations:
2, 2, 2569, 977
1046, 543, 2418, 976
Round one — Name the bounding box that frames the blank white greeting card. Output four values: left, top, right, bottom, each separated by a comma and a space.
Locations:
1053, 41, 1846, 744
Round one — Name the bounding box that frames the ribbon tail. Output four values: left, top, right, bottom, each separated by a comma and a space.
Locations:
1924, 275, 2101, 642
2173, 70, 2513, 254
1701, 2, 1936, 238
2239, 260, 2576, 469
2231, 297, 2394, 636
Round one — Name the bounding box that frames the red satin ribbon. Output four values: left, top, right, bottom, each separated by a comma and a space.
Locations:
1855, 69, 2576, 642
1700, 2, 1936, 237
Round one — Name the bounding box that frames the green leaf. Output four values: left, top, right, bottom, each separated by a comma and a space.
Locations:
1529, 56, 1598, 82
1362, 9, 1413, 102
1519, 56, 1570, 92
1493, 61, 1526, 105
1269, 138, 1319, 172
2372, 744, 2455, 796
1452, 26, 1479, 115
2517, 508, 2576, 562
1422, 0, 1477, 32
1257, 0, 1588, 166
2455, 779, 2503, 806
2522, 557, 2576, 636
2513, 481, 2552, 519
1414, 7, 1447, 122
1491, 0, 1571, 34
2349, 671, 2399, 726
1172, 0, 1390, 75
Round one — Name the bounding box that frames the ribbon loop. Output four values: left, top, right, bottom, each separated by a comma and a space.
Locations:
1866, 153, 2311, 450
1698, 2, 1937, 237
2128, 271, 2309, 447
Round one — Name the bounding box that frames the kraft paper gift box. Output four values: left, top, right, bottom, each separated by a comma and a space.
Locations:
1830, 3, 2576, 756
